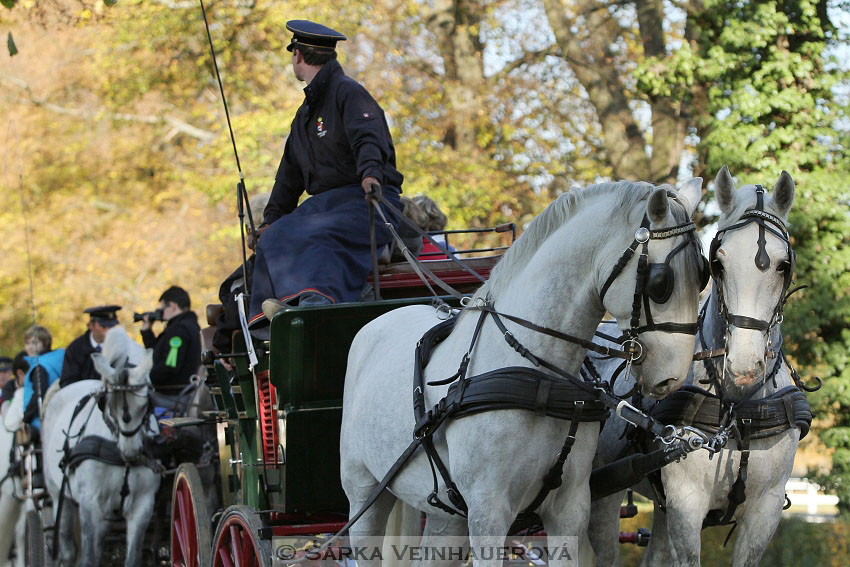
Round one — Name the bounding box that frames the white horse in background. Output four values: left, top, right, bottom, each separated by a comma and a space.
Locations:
342, 178, 708, 566
587, 167, 802, 566
0, 388, 26, 567
42, 326, 160, 567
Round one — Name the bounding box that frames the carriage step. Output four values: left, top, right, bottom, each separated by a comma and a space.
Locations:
159, 417, 206, 428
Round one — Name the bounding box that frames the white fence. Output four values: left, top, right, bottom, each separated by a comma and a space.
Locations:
784, 477, 839, 517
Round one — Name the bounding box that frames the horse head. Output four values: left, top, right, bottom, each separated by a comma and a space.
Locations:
480, 177, 706, 399
92, 328, 154, 461
593, 178, 707, 398
709, 165, 795, 398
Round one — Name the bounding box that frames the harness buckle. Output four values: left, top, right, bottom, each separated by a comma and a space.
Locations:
435, 303, 453, 320
621, 338, 645, 363
658, 424, 678, 445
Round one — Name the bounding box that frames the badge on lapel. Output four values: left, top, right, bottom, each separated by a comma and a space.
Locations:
317, 117, 327, 138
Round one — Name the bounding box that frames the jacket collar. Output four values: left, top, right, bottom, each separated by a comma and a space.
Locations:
166, 310, 196, 327
303, 59, 343, 105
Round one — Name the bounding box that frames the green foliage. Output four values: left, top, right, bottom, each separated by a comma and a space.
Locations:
684, 0, 850, 509
621, 511, 850, 566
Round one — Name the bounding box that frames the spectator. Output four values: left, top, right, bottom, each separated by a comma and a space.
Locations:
139, 286, 201, 393
22, 326, 64, 435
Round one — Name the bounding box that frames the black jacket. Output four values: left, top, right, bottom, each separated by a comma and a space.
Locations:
263, 60, 403, 226
60, 330, 98, 388
141, 311, 201, 392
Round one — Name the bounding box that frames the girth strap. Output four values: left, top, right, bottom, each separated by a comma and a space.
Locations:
517, 402, 585, 522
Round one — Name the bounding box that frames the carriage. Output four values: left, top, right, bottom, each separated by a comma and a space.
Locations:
170, 232, 513, 567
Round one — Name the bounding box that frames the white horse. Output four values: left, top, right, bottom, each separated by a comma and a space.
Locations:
41, 327, 160, 567
341, 179, 708, 566
0, 390, 26, 567
587, 167, 802, 567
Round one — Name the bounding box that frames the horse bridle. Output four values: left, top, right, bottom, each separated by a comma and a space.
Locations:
699, 185, 796, 401
709, 186, 794, 338
598, 207, 708, 365
100, 367, 153, 439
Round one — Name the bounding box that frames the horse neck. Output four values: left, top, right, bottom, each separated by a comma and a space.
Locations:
693, 287, 790, 400
470, 219, 610, 376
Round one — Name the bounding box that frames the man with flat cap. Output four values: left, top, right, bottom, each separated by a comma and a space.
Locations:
248, 19, 403, 329
59, 305, 121, 388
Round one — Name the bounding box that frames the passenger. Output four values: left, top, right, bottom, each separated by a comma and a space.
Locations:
249, 20, 403, 330
21, 326, 65, 437
0, 352, 25, 414
412, 195, 451, 260
213, 193, 270, 355
139, 286, 201, 394
59, 305, 121, 388
0, 357, 11, 404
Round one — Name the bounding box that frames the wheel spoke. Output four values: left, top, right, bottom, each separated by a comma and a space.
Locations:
240, 529, 256, 566
173, 516, 187, 565
218, 546, 235, 567
179, 488, 197, 563
230, 525, 243, 567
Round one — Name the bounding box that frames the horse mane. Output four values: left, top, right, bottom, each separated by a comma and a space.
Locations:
718, 184, 790, 230
477, 180, 681, 299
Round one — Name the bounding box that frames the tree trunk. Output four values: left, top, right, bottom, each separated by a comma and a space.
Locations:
426, 0, 486, 154
541, 0, 651, 180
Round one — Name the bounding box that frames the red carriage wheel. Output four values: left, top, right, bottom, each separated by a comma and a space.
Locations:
171, 463, 212, 567
212, 505, 272, 567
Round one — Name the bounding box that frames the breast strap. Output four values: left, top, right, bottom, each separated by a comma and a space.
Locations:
649, 385, 812, 440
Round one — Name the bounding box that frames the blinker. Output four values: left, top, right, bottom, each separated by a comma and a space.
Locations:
647, 264, 674, 304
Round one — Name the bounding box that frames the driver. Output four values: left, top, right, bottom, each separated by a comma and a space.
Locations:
248, 20, 403, 334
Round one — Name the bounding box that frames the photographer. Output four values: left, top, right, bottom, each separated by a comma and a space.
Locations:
139, 286, 201, 393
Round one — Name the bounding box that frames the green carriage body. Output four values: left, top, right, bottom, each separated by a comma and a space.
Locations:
205, 256, 501, 521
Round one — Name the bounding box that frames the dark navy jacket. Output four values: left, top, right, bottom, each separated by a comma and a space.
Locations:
60, 330, 98, 388
141, 311, 201, 393
263, 60, 403, 226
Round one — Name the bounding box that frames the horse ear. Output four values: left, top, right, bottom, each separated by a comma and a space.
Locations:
677, 177, 703, 218
91, 352, 114, 381
647, 187, 670, 224
772, 170, 795, 217
714, 165, 736, 214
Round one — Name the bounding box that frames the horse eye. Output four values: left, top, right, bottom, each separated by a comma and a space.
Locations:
777, 261, 790, 272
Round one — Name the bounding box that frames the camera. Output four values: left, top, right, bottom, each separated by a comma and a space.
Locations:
133, 309, 164, 323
